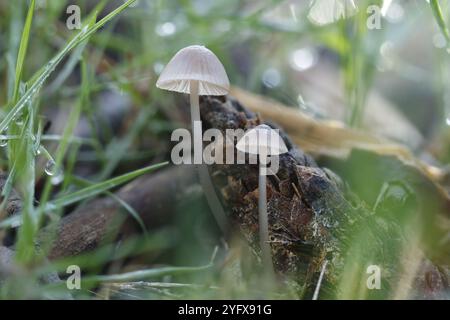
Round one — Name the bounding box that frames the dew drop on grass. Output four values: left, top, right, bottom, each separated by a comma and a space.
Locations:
44, 160, 57, 176
0, 135, 7, 147
15, 116, 24, 126
45, 202, 57, 212
155, 22, 176, 37
50, 171, 64, 185
153, 62, 164, 74
45, 160, 64, 184
262, 68, 281, 88
290, 48, 317, 71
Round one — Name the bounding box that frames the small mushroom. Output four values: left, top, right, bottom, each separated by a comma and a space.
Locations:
156, 45, 230, 232
236, 124, 288, 274
307, 0, 358, 26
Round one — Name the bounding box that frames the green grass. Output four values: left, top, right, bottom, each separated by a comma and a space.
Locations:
0, 0, 172, 297
430, 0, 450, 48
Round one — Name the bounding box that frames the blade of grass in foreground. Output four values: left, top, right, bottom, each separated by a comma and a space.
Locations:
0, 148, 164, 231
10, 0, 35, 105
47, 161, 168, 209
6, 1, 37, 263
0, 215, 21, 229
72, 175, 147, 233
37, 58, 88, 224
0, 0, 35, 212
83, 264, 212, 284
45, 0, 108, 94
15, 102, 37, 262
0, 0, 137, 133
40, 230, 176, 273
429, 0, 450, 47
81, 247, 218, 284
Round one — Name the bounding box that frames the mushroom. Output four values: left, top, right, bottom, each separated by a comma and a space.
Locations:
236, 124, 288, 274
156, 45, 230, 232
307, 0, 358, 26
156, 45, 229, 154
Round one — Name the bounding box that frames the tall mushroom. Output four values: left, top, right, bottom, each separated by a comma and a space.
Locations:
156, 45, 230, 232
236, 124, 288, 274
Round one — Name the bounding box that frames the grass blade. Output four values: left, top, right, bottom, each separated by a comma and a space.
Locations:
0, 215, 21, 229
36, 58, 89, 224
82, 247, 217, 284
48, 162, 168, 209
0, 1, 35, 210
72, 175, 148, 233
83, 264, 212, 284
15, 99, 37, 262
430, 0, 450, 45
0, 0, 137, 133
45, 0, 108, 94
11, 0, 35, 104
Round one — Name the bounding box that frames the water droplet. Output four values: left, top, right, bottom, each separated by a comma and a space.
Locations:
50, 171, 64, 185
45, 160, 64, 184
262, 68, 281, 88
380, 41, 394, 57
385, 2, 404, 23
297, 95, 306, 109
0, 135, 8, 147
155, 22, 176, 37
45, 202, 57, 211
15, 116, 24, 126
290, 48, 317, 71
153, 62, 165, 74
44, 160, 57, 176
34, 146, 41, 156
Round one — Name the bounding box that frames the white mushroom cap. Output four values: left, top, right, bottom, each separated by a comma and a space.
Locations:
156, 45, 230, 96
236, 124, 288, 156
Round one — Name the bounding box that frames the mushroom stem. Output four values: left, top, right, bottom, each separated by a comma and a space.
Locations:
259, 162, 274, 275
190, 80, 202, 165
198, 164, 228, 233
189, 80, 228, 234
